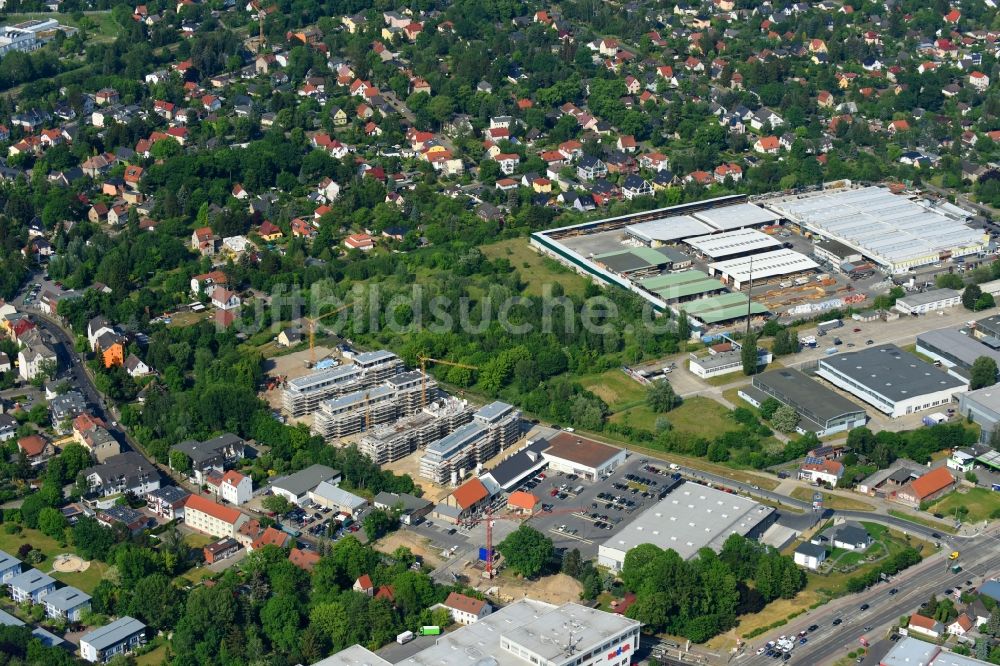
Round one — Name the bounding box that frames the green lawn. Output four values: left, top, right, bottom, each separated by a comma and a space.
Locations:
578, 369, 647, 412
611, 396, 738, 438
480, 238, 590, 297
790, 488, 875, 512
135, 640, 169, 666
0, 527, 109, 593
0, 11, 119, 40
183, 533, 215, 549
887, 509, 958, 534
929, 488, 1000, 524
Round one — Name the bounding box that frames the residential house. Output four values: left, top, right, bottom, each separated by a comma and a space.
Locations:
8, 569, 56, 604
183, 494, 247, 538
97, 506, 149, 534
250, 526, 292, 551
344, 233, 375, 251
577, 155, 607, 181
145, 486, 190, 520
17, 435, 53, 464
754, 136, 781, 154
831, 522, 872, 550
289, 548, 320, 572
443, 592, 493, 625
621, 175, 652, 199
908, 614, 944, 638
0, 414, 16, 442
83, 452, 162, 498
353, 575, 374, 596
203, 538, 241, 564
80, 617, 147, 664
124, 355, 151, 378
189, 270, 227, 296
948, 614, 974, 636
0, 549, 21, 582
793, 542, 827, 570
208, 470, 252, 505
211, 287, 241, 311
191, 226, 217, 255
73, 413, 120, 462
18, 343, 57, 382
893, 467, 955, 506
798, 460, 844, 486
258, 220, 282, 241
169, 433, 245, 485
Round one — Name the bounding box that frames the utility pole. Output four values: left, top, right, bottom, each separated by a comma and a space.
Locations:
745, 253, 754, 339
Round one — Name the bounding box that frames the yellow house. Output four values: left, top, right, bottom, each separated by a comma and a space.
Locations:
532, 178, 552, 193
330, 107, 348, 126
258, 220, 283, 242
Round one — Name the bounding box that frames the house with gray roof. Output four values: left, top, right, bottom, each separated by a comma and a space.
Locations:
44, 585, 91, 621
80, 616, 147, 663
169, 433, 246, 484
8, 568, 56, 604
0, 548, 22, 582
269, 464, 341, 505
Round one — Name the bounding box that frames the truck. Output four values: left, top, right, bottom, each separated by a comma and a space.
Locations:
397, 631, 415, 644
922, 412, 948, 427
419, 626, 441, 636
817, 318, 843, 333
668, 463, 680, 471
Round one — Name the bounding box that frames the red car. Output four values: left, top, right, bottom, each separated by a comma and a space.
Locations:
537, 473, 546, 479
349, 524, 360, 532
852, 327, 861, 332
550, 488, 559, 496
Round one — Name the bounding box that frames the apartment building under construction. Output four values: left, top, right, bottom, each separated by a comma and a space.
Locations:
419, 401, 522, 485
310, 371, 437, 441
358, 397, 473, 465
281, 350, 403, 417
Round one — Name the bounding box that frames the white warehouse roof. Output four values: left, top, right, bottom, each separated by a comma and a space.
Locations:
685, 228, 782, 259
692, 203, 782, 231
708, 248, 819, 283
766, 187, 985, 271
626, 215, 714, 244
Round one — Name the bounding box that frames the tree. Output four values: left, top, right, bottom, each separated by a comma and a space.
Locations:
37, 508, 68, 540
263, 494, 293, 515
168, 450, 191, 474
963, 284, 984, 311
970, 356, 998, 390
497, 525, 553, 578
758, 398, 781, 420
771, 328, 798, 356
741, 333, 759, 376
771, 405, 800, 433
646, 379, 681, 413
562, 548, 582, 578
937, 273, 964, 290
362, 509, 397, 541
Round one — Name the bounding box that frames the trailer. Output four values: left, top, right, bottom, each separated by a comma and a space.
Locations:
397, 631, 415, 644
922, 412, 948, 427
419, 626, 441, 636
817, 319, 843, 333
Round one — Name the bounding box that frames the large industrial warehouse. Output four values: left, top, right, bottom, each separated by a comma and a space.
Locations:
684, 228, 782, 260
708, 249, 820, 290
598, 482, 776, 570
766, 186, 987, 273
816, 344, 968, 418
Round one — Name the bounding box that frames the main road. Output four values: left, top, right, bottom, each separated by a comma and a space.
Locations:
736, 526, 1000, 666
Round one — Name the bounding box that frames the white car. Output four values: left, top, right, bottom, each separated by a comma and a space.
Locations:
756, 648, 766, 655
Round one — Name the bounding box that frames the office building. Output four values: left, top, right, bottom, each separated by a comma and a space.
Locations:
420, 402, 521, 485
311, 371, 436, 441
959, 385, 1000, 443
895, 289, 962, 315
598, 482, 776, 571
359, 397, 472, 465
312, 599, 640, 666
281, 350, 402, 416
739, 368, 867, 436
816, 344, 967, 418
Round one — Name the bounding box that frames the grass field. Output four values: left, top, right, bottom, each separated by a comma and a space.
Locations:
578, 369, 647, 412
929, 487, 1000, 524
135, 641, 168, 666
611, 396, 739, 438
790, 488, 876, 512
480, 238, 590, 297
0, 11, 119, 40
183, 533, 215, 549
0, 527, 108, 593
887, 509, 958, 534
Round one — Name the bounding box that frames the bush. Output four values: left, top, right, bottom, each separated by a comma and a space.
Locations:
4, 523, 20, 535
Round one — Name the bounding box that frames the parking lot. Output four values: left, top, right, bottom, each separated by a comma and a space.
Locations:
273, 499, 371, 541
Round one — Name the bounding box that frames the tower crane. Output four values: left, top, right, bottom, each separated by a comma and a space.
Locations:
304, 302, 354, 366
464, 504, 585, 578
418, 356, 478, 407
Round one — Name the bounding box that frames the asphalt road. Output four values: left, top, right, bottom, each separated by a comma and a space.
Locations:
737, 527, 1000, 666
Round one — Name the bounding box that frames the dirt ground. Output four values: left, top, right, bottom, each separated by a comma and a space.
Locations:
374, 530, 444, 568
263, 345, 336, 381
482, 572, 583, 605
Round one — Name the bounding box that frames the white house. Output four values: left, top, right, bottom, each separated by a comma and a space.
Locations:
8, 569, 56, 604
443, 592, 492, 625
798, 460, 844, 486
18, 344, 56, 381
44, 586, 91, 622
908, 614, 944, 638
793, 542, 826, 570
211, 287, 241, 311
0, 549, 22, 582
948, 614, 975, 636
831, 523, 872, 551
80, 616, 147, 663
216, 470, 252, 505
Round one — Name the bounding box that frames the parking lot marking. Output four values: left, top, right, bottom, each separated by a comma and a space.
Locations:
549, 529, 593, 544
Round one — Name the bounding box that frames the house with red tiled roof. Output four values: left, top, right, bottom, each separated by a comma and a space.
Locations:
353, 574, 374, 596
184, 494, 247, 538
17, 435, 52, 462
258, 220, 282, 241
948, 613, 974, 636
894, 467, 955, 506
888, 119, 910, 134
909, 613, 944, 638
375, 585, 395, 603
289, 548, 320, 572
798, 459, 843, 486
433, 478, 490, 523
250, 526, 292, 551
507, 491, 539, 514
753, 136, 781, 154
944, 8, 960, 23
443, 592, 493, 625
344, 233, 375, 251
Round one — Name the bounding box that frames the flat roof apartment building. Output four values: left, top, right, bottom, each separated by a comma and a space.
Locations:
80, 616, 147, 663
311, 371, 437, 441
420, 401, 521, 485
183, 494, 247, 538
359, 396, 471, 465
281, 350, 402, 416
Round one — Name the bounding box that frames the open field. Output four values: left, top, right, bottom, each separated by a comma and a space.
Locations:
136, 643, 168, 666
183, 533, 215, 549
480, 239, 590, 297
929, 487, 1000, 524
167, 310, 212, 328
0, 11, 119, 41
578, 369, 646, 412
790, 488, 876, 512
374, 530, 444, 568
52, 560, 109, 594
610, 396, 739, 438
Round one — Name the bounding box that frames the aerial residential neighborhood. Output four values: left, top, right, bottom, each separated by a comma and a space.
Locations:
0, 0, 999, 665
